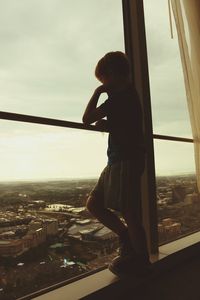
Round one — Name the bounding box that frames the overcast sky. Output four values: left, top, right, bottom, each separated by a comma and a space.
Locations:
0, 0, 195, 181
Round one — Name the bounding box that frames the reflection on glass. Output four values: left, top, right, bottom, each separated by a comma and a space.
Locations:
0, 121, 120, 299
154, 140, 200, 245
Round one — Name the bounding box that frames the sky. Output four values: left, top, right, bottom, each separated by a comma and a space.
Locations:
0, 0, 196, 181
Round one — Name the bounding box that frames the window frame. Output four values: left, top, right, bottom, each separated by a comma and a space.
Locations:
122, 0, 158, 254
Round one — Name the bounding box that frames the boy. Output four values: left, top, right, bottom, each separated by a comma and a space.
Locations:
82, 51, 150, 276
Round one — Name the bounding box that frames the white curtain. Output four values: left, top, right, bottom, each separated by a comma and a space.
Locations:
170, 0, 200, 190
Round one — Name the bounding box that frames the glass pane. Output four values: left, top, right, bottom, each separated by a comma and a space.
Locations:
0, 121, 108, 181
154, 140, 200, 245
0, 120, 120, 299
0, 0, 124, 121
143, 0, 192, 138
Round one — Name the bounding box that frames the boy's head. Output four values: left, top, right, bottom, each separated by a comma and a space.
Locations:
95, 51, 130, 86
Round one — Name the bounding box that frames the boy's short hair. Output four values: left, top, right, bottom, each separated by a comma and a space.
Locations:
95, 51, 130, 80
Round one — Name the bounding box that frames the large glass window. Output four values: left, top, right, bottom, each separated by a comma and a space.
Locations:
0, 1, 124, 298
144, 0, 199, 245
143, 0, 192, 138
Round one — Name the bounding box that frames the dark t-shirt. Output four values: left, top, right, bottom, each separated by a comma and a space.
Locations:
100, 84, 145, 165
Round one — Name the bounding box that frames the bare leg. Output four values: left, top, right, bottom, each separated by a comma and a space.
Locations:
122, 209, 149, 259
86, 195, 127, 236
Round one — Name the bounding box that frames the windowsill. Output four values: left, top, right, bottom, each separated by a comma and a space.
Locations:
159, 231, 200, 255
31, 268, 117, 300
28, 231, 200, 300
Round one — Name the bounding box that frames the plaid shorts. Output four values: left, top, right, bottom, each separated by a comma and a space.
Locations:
90, 158, 144, 213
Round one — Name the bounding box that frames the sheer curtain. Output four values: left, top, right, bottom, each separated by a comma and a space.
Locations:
170, 0, 200, 190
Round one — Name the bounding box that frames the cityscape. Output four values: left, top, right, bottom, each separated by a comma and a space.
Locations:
0, 174, 199, 299
156, 174, 200, 243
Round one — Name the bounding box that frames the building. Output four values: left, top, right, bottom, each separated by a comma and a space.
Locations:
0, 240, 24, 257
158, 218, 182, 241
0, 218, 58, 257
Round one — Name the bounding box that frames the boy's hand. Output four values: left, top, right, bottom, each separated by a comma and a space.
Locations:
95, 119, 108, 131
82, 85, 107, 125
95, 85, 107, 95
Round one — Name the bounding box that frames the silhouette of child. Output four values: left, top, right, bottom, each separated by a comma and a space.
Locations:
82, 51, 150, 276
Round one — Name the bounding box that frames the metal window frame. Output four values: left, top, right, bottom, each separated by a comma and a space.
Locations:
122, 0, 158, 254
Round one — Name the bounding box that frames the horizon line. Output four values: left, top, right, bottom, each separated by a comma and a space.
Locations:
0, 172, 196, 183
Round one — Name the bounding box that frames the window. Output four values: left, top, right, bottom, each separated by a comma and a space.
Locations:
143, 0, 192, 138
0, 1, 124, 298
143, 0, 199, 245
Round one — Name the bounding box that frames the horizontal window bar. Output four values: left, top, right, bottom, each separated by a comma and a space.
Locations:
0, 111, 194, 143
153, 134, 193, 143
0, 111, 102, 132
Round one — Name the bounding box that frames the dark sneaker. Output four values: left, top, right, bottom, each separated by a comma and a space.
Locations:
108, 254, 152, 278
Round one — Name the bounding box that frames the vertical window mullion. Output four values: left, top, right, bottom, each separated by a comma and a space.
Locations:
122, 0, 158, 254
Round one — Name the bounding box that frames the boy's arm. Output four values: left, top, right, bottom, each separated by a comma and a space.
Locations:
95, 119, 109, 131
82, 85, 107, 125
